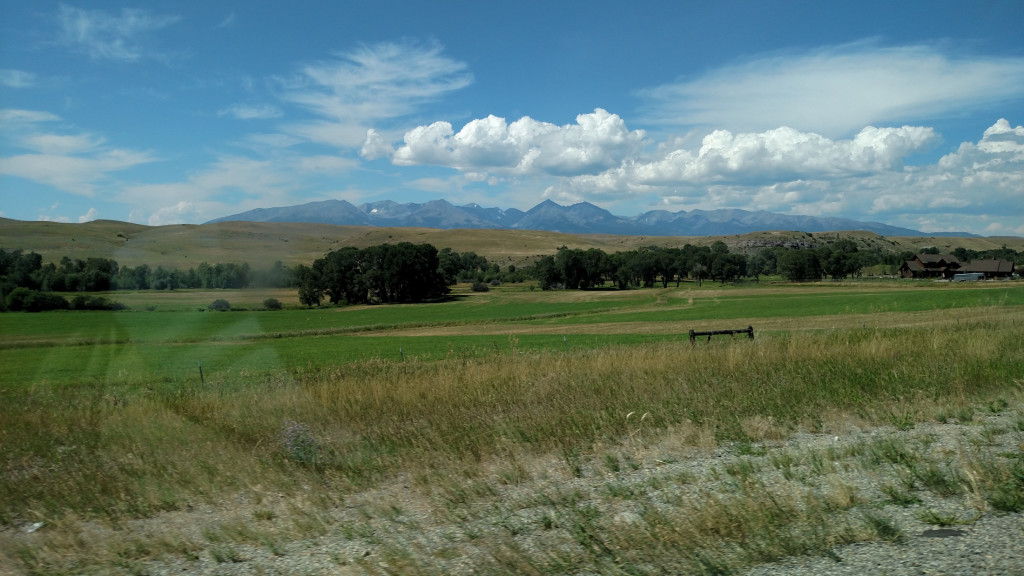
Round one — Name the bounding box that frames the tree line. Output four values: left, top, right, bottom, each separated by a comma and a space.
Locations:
531, 239, 896, 289
0, 249, 293, 311
5, 239, 1019, 312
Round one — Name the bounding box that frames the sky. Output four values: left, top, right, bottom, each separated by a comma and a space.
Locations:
1, 1, 1022, 236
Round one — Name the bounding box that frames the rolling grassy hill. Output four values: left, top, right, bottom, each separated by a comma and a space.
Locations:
2, 217, 1021, 269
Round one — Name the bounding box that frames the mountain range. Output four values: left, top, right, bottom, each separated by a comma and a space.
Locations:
208, 199, 974, 237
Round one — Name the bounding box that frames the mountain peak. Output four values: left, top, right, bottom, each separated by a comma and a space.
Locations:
206, 198, 959, 237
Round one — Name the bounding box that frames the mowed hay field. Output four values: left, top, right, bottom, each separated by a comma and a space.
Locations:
2, 279, 1023, 574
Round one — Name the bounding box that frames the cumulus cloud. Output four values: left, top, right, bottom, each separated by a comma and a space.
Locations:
867, 118, 1024, 223
546, 124, 937, 201
56, 4, 180, 62
78, 207, 99, 223
386, 108, 646, 177
540, 117, 1022, 235
147, 201, 198, 226
279, 40, 471, 147
638, 42, 1024, 138
360, 129, 392, 160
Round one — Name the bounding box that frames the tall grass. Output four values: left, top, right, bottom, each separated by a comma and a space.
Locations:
3, 320, 1020, 527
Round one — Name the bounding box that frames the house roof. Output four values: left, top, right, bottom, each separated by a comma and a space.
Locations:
964, 259, 1015, 274
917, 254, 961, 267
902, 260, 925, 272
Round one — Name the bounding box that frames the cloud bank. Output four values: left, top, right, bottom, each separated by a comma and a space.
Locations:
637, 42, 1024, 138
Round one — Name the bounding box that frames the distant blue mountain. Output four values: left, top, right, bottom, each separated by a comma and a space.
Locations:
207, 198, 976, 237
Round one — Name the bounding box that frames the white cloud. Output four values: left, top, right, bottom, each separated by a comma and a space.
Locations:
56, 4, 180, 62
388, 108, 646, 176
638, 42, 1024, 138
545, 124, 937, 202
0, 109, 156, 196
0, 150, 154, 197
360, 129, 392, 160
0, 69, 35, 88
218, 103, 282, 120
22, 133, 104, 155
539, 117, 1022, 235
0, 109, 61, 125
147, 201, 198, 226
117, 155, 305, 224
78, 207, 99, 222
279, 40, 472, 147
298, 155, 357, 173
38, 214, 72, 223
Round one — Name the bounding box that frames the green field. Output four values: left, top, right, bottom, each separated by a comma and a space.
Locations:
3, 282, 1021, 389
2, 280, 1023, 575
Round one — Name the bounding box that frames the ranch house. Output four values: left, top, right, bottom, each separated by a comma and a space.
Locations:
899, 254, 1016, 280
962, 258, 1016, 279
899, 254, 961, 279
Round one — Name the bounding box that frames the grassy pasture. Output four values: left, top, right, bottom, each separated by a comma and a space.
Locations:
2, 280, 1023, 574
3, 282, 1021, 388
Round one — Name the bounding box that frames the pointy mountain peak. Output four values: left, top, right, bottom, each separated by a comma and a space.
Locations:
206, 198, 962, 237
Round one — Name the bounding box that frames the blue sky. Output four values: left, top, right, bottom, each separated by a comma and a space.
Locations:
1, 1, 1022, 235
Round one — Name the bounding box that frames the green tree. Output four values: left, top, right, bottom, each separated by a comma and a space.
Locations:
777, 249, 822, 281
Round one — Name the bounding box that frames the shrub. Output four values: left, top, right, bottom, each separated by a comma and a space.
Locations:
280, 420, 320, 466
263, 298, 283, 310
69, 295, 127, 311
471, 281, 490, 292
5, 287, 69, 312
209, 299, 231, 311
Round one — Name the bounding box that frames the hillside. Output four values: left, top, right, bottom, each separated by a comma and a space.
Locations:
2, 217, 1021, 269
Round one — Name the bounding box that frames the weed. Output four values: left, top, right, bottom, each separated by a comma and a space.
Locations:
985, 459, 1024, 512
806, 450, 834, 476
955, 406, 974, 423
770, 450, 797, 481
915, 509, 977, 527
864, 437, 917, 467
605, 481, 640, 499
880, 482, 921, 506
603, 453, 621, 473
735, 440, 767, 457
985, 398, 1010, 414
887, 408, 916, 431
723, 458, 760, 482
210, 546, 244, 563
862, 511, 904, 543
912, 462, 964, 497
976, 426, 1006, 446
253, 509, 276, 521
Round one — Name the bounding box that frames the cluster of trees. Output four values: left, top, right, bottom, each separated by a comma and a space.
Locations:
533, 243, 746, 290
295, 243, 495, 307
530, 239, 898, 289
951, 246, 1024, 265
